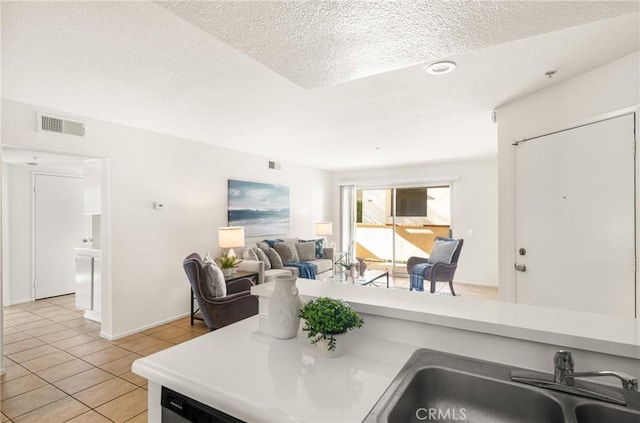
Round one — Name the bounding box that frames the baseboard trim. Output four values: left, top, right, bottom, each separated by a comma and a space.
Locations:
83, 310, 102, 323
100, 312, 191, 341
6, 298, 35, 306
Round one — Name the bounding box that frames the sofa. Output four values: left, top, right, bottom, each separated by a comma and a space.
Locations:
237, 238, 334, 284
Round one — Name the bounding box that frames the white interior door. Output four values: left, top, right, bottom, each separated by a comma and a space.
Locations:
35, 174, 89, 299
515, 114, 636, 317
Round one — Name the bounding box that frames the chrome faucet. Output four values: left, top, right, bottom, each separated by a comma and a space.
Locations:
511, 349, 638, 405
553, 350, 638, 391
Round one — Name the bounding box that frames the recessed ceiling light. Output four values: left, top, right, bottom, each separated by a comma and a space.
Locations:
425, 61, 456, 75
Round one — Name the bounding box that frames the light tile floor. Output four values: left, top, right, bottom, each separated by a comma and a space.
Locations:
2, 295, 210, 423
351, 270, 499, 300
2, 280, 496, 422
390, 277, 498, 300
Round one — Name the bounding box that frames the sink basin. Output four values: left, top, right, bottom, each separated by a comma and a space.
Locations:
574, 403, 640, 423
388, 367, 564, 423
364, 349, 640, 423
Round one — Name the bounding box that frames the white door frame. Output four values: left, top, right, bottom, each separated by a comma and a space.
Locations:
31, 171, 86, 301
2, 166, 10, 307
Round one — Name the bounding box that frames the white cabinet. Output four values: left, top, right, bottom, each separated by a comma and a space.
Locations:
75, 256, 93, 310
93, 257, 102, 313
74, 248, 101, 322
83, 160, 101, 214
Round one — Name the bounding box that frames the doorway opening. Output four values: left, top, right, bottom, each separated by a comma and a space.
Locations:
2, 148, 108, 328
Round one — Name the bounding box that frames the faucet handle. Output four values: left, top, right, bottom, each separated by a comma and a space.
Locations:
554, 350, 575, 372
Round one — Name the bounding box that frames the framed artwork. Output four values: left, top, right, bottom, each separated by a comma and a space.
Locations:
227, 179, 290, 237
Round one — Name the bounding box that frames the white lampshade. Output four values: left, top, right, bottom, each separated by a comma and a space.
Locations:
218, 226, 245, 248
316, 222, 333, 236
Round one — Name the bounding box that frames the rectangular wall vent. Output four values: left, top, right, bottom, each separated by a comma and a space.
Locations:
268, 160, 281, 170
38, 113, 86, 137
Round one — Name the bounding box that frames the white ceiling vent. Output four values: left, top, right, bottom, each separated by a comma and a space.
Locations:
37, 113, 86, 137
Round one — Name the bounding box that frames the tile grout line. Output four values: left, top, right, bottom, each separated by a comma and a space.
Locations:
3, 298, 120, 421
2, 299, 115, 421
4, 294, 210, 423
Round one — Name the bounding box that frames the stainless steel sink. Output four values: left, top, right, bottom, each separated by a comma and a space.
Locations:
364, 349, 640, 423
386, 367, 564, 423
574, 403, 640, 423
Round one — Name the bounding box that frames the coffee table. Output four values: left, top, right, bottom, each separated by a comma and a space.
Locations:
354, 270, 389, 288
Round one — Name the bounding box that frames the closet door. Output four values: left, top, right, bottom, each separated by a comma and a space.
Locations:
34, 174, 89, 299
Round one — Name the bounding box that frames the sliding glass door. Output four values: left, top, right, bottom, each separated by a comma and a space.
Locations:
353, 185, 451, 277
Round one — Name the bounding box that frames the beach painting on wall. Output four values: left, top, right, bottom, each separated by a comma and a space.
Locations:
228, 179, 290, 236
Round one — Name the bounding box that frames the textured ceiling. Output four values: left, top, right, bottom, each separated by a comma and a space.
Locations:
158, 0, 640, 89
2, 1, 639, 171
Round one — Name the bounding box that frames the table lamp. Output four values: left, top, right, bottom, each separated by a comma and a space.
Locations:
218, 226, 245, 258
316, 222, 333, 247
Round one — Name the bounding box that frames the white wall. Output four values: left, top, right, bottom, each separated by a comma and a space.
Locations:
333, 158, 499, 286
496, 51, 639, 303
1, 99, 333, 338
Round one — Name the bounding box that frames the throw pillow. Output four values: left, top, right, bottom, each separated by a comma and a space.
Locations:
257, 242, 271, 251
301, 239, 324, 258
203, 261, 227, 298
282, 240, 300, 262
201, 262, 216, 298
254, 248, 271, 270
202, 251, 216, 266
266, 248, 284, 269
274, 242, 297, 265
262, 239, 284, 248
428, 239, 459, 264
295, 241, 316, 261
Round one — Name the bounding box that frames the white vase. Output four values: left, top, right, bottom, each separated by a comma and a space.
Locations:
268, 275, 303, 339
222, 268, 233, 277
314, 332, 347, 358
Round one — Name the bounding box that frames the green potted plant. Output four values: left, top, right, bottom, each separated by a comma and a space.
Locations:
336, 252, 353, 272
299, 297, 364, 357
217, 252, 241, 277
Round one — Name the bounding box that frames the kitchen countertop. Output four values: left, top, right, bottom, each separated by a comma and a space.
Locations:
133, 279, 639, 422
73, 247, 102, 257
133, 315, 415, 423
252, 280, 640, 359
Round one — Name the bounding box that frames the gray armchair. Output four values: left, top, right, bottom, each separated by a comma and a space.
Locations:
183, 253, 258, 330
407, 237, 464, 295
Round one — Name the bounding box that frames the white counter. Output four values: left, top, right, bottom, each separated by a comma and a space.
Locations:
253, 279, 640, 359
133, 316, 415, 422
73, 247, 102, 257
133, 279, 640, 422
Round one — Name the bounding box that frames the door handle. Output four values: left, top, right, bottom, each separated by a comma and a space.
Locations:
514, 264, 527, 272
